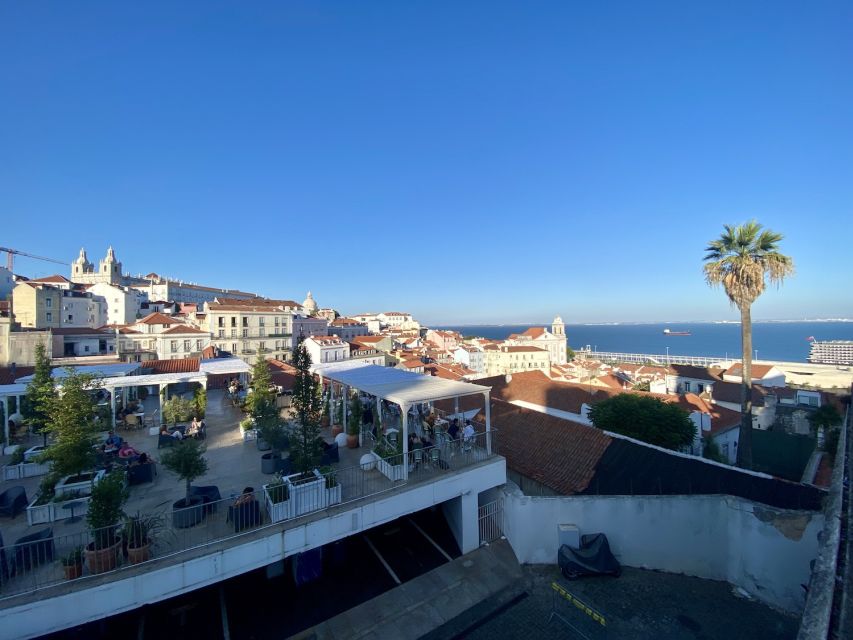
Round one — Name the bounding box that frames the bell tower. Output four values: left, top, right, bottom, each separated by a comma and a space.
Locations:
98, 246, 123, 285
552, 316, 565, 336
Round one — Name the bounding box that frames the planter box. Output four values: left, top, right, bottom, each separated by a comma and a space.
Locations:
3, 461, 51, 481
285, 472, 326, 517
263, 483, 294, 523
373, 453, 405, 482
242, 428, 258, 442
26, 495, 91, 526
55, 470, 105, 497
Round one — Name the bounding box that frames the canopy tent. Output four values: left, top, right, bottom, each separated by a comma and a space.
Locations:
200, 358, 251, 376
14, 363, 141, 384
310, 361, 490, 406
311, 362, 493, 479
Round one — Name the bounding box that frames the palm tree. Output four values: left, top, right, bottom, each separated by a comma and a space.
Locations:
704, 221, 794, 468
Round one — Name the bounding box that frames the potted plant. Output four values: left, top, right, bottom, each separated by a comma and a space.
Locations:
346, 394, 363, 449
61, 546, 84, 580
373, 437, 405, 482
317, 465, 342, 508
162, 396, 193, 427
259, 422, 290, 474
263, 472, 292, 523
124, 512, 164, 564
322, 397, 332, 430
160, 439, 209, 528
332, 398, 344, 438
84, 469, 128, 574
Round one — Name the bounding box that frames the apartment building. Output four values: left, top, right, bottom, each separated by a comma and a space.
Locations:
204, 298, 300, 364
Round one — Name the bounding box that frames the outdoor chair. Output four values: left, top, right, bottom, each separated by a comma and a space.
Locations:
0, 486, 28, 519
158, 433, 179, 449
231, 499, 262, 533
413, 448, 424, 467
124, 414, 140, 430
128, 462, 156, 485
320, 441, 339, 466
190, 485, 222, 514
429, 448, 440, 467
13, 528, 54, 574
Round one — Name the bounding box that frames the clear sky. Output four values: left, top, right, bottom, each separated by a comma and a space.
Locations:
2, 1, 851, 325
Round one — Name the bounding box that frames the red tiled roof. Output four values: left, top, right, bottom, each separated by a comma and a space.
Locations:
490, 399, 612, 495
267, 359, 297, 390
30, 274, 70, 284
520, 327, 546, 339
710, 380, 770, 407
137, 312, 181, 325
669, 365, 725, 382
503, 345, 547, 353
352, 335, 385, 344
724, 363, 777, 378
142, 358, 200, 374
0, 366, 35, 385
161, 325, 208, 335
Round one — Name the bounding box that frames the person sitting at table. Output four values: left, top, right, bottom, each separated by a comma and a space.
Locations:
131, 452, 153, 466
462, 420, 475, 443
106, 431, 122, 447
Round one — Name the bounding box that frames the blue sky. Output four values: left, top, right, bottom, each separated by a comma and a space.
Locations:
2, 1, 851, 325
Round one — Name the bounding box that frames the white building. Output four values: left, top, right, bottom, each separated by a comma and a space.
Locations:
304, 335, 350, 364
113, 312, 211, 361
453, 344, 485, 373
70, 246, 123, 286
129, 274, 257, 306
0, 266, 16, 300
506, 317, 568, 365
205, 298, 300, 364
378, 311, 419, 330
88, 282, 148, 326
721, 363, 786, 388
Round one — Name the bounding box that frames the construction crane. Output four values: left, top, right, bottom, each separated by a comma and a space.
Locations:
0, 247, 67, 271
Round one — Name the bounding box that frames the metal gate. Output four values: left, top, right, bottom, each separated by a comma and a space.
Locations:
478, 498, 504, 544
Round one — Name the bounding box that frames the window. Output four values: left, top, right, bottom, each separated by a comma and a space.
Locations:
683, 382, 691, 393
259, 328, 265, 337
259, 342, 266, 351
232, 343, 237, 353
242, 328, 248, 338
697, 383, 705, 393
218, 317, 224, 328
275, 317, 280, 327
170, 340, 178, 352
45, 298, 52, 308
196, 339, 202, 351
259, 317, 265, 327
46, 312, 52, 322
84, 345, 90, 352
184, 340, 191, 352
242, 317, 248, 327
67, 314, 73, 322
231, 317, 236, 327
218, 329, 224, 338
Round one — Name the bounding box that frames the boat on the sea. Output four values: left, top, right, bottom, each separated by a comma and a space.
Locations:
663, 328, 691, 336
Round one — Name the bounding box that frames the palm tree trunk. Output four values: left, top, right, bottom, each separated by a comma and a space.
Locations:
737, 305, 753, 468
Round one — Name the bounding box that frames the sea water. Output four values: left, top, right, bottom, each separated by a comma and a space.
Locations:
432, 322, 853, 363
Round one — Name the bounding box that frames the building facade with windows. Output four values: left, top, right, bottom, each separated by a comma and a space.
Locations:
304, 335, 350, 364
204, 299, 300, 364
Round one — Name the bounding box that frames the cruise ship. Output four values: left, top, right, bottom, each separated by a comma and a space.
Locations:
807, 339, 853, 365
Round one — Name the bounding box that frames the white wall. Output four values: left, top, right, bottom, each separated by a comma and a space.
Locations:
501, 484, 822, 613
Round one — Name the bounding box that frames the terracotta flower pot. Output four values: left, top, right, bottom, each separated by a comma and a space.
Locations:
63, 563, 83, 580
331, 425, 343, 438
346, 433, 359, 449
127, 541, 151, 564
85, 539, 122, 575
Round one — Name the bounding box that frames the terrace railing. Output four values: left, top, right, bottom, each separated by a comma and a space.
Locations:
0, 430, 498, 602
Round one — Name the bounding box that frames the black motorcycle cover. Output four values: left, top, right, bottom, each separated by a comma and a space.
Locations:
558, 533, 621, 578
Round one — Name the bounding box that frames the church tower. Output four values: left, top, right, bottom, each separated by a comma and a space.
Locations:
97, 246, 123, 285
71, 247, 94, 282
552, 315, 565, 337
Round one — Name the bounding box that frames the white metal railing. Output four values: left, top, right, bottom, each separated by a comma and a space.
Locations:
478, 497, 504, 544
577, 348, 731, 367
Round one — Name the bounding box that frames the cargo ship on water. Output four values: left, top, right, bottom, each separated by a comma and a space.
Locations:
663, 328, 691, 336
807, 338, 853, 365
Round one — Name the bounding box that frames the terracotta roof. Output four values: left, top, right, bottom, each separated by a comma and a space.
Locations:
141, 358, 200, 374
677, 393, 741, 435
352, 335, 385, 344
30, 274, 70, 284
724, 363, 777, 378
267, 359, 297, 390
213, 297, 298, 308
503, 345, 547, 354
331, 318, 363, 326
0, 366, 35, 385
710, 380, 770, 407
308, 335, 344, 345
669, 364, 725, 382
161, 325, 209, 335
201, 345, 219, 359
490, 399, 611, 495
137, 312, 181, 325
520, 327, 546, 339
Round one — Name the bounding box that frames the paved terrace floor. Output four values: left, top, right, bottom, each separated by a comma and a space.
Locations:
0, 389, 495, 602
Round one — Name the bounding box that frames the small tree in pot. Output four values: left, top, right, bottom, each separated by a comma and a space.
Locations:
160, 439, 209, 528
84, 469, 128, 574
124, 511, 166, 564
289, 341, 323, 476
61, 546, 84, 580
346, 394, 363, 449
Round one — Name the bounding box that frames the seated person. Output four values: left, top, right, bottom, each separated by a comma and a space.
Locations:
131, 452, 153, 466
104, 431, 122, 452
462, 420, 475, 443
234, 486, 256, 506
118, 443, 141, 459
187, 417, 202, 437
448, 419, 460, 441
160, 425, 183, 440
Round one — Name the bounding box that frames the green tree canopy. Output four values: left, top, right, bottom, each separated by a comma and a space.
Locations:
42, 368, 101, 478
588, 394, 696, 451
24, 342, 55, 445
807, 404, 842, 433
289, 341, 322, 475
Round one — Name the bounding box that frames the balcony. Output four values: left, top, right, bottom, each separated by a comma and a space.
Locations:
266, 332, 292, 338
0, 389, 501, 607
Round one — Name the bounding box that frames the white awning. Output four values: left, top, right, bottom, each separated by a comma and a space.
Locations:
99, 372, 207, 388
200, 358, 251, 375
15, 363, 141, 383
310, 362, 490, 406
0, 383, 29, 398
